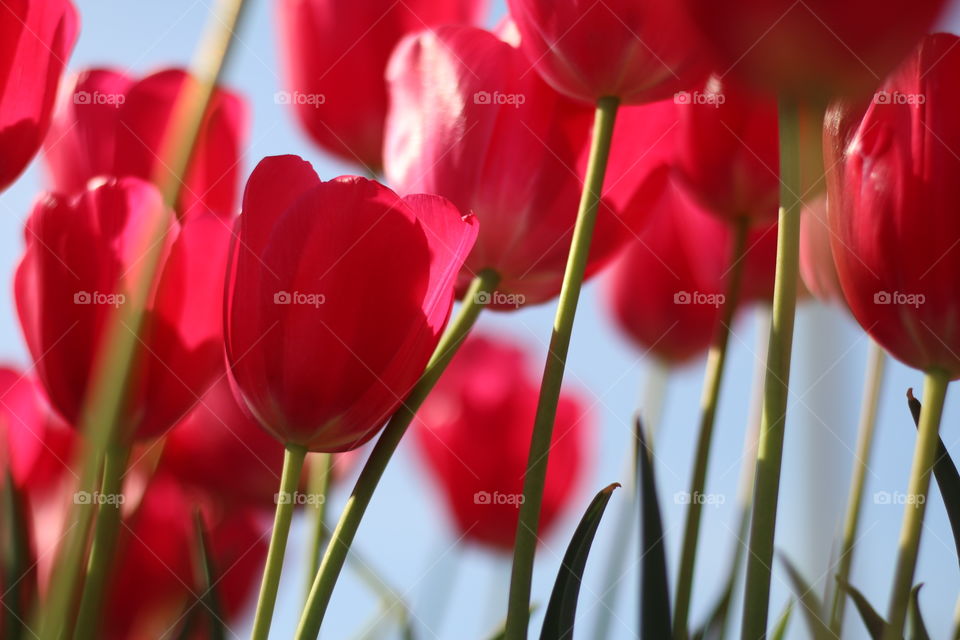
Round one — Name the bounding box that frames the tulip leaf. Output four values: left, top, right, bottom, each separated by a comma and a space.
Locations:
835, 576, 892, 640
540, 482, 620, 640
778, 554, 831, 640
909, 584, 929, 640
189, 510, 226, 640
637, 418, 673, 639
907, 388, 960, 569
486, 604, 537, 640
770, 600, 794, 640
1, 472, 34, 640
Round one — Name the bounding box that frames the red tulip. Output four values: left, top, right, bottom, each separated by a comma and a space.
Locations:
0, 0, 77, 192
827, 33, 960, 377
276, 0, 486, 170
44, 68, 248, 218
385, 25, 649, 308
675, 76, 780, 223
505, 0, 708, 104
682, 0, 946, 98
15, 178, 232, 441
799, 195, 845, 306
225, 155, 477, 451
415, 335, 589, 550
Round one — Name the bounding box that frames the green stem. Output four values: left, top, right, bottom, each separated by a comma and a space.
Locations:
740, 96, 803, 640
305, 452, 333, 594
673, 216, 750, 640
829, 341, 886, 634
72, 444, 131, 640
503, 95, 620, 639
38, 3, 249, 637
295, 269, 500, 639
250, 444, 307, 640
883, 370, 949, 638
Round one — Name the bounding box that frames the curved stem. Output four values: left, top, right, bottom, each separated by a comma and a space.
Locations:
295, 269, 500, 639
305, 452, 333, 595
882, 370, 949, 639
829, 340, 886, 634
741, 96, 803, 640
504, 95, 620, 639
72, 444, 130, 640
38, 3, 250, 637
673, 217, 750, 640
250, 444, 307, 640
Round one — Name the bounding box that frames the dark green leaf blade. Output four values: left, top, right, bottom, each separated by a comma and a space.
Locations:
908, 584, 929, 640
770, 601, 794, 640
637, 418, 673, 639
835, 576, 893, 640
191, 510, 226, 640
907, 388, 960, 569
779, 554, 831, 640
539, 483, 620, 640
2, 471, 35, 640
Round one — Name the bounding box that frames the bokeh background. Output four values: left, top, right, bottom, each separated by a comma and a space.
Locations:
3, 1, 960, 638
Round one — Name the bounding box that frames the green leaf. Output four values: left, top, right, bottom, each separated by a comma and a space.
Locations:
835, 576, 893, 640
908, 584, 929, 640
191, 510, 226, 640
778, 554, 831, 640
907, 388, 960, 569
1, 471, 34, 640
637, 418, 673, 639
540, 483, 620, 640
770, 601, 794, 640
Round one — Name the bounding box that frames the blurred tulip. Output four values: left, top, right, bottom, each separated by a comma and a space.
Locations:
15, 178, 232, 441
385, 25, 648, 308
799, 195, 845, 306
276, 0, 486, 170
505, 0, 708, 104
44, 68, 248, 218
826, 33, 960, 377
225, 155, 477, 452
415, 335, 589, 550
682, 0, 946, 99
675, 76, 780, 223
0, 0, 78, 192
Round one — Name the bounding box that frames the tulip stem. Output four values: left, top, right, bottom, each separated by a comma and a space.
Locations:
251, 443, 307, 640
504, 95, 620, 639
306, 452, 333, 594
740, 96, 803, 640
673, 216, 750, 640
829, 340, 886, 634
883, 369, 949, 639
37, 2, 249, 637
72, 443, 131, 640
295, 269, 501, 639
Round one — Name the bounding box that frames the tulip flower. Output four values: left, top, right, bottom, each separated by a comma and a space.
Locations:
415, 335, 589, 550
385, 25, 649, 309
44, 68, 248, 218
0, 0, 78, 192
276, 0, 486, 170
15, 177, 232, 442
505, 0, 708, 105
799, 195, 845, 306
226, 155, 477, 452
682, 0, 946, 99
826, 33, 960, 636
